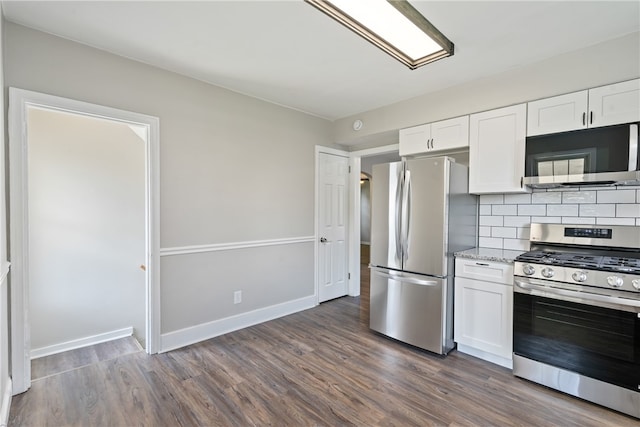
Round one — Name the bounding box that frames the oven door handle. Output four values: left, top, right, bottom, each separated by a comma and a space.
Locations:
514, 279, 640, 312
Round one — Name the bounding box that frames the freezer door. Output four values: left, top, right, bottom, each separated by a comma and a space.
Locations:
370, 162, 403, 270
369, 267, 449, 354
403, 157, 449, 276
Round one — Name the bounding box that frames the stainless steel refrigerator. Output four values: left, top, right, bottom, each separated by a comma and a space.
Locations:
369, 156, 477, 355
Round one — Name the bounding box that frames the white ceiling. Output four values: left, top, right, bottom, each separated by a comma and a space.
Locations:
2, 1, 639, 121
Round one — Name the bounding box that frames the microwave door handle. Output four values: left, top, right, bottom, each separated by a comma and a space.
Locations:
628, 124, 638, 171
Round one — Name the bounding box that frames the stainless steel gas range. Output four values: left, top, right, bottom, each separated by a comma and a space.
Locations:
513, 223, 640, 419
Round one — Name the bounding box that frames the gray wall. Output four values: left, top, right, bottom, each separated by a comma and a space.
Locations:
336, 32, 640, 148
4, 22, 336, 339
28, 108, 146, 350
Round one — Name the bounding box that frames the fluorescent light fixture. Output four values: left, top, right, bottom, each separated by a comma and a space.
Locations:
306, 0, 454, 70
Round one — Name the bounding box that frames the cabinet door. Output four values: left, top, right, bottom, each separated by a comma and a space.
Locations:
430, 115, 469, 151
527, 90, 588, 136
589, 79, 640, 128
454, 277, 513, 359
399, 124, 430, 157
469, 104, 528, 194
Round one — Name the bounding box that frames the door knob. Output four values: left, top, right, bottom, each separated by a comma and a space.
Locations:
320, 237, 328, 243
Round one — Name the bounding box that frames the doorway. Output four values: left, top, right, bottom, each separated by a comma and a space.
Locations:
357, 150, 401, 303
9, 88, 160, 394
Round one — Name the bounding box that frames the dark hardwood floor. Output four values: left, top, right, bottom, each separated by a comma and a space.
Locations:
9, 251, 639, 426
31, 336, 142, 381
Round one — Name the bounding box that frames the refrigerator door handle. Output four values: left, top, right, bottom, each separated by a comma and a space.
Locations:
394, 167, 404, 263
372, 268, 439, 287
401, 170, 411, 263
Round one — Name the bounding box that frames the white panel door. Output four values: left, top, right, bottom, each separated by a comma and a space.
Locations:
318, 153, 349, 302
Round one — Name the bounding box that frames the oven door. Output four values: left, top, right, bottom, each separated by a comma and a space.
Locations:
513, 277, 640, 393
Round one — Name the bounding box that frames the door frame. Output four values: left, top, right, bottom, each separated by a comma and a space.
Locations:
314, 146, 350, 303
347, 144, 400, 298
8, 88, 161, 394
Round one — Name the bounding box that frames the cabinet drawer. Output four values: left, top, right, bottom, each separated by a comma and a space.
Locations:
455, 258, 513, 284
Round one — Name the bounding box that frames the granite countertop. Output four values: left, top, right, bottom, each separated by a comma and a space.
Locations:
454, 247, 525, 264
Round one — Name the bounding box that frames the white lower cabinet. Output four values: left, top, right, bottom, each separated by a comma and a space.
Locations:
454, 258, 513, 368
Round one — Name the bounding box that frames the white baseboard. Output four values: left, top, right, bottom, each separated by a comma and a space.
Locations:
30, 327, 134, 360
456, 344, 513, 369
161, 295, 317, 353
360, 241, 370, 245
0, 377, 11, 427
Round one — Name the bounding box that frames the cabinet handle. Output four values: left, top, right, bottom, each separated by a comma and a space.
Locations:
520, 176, 524, 188
475, 262, 489, 266
590, 111, 593, 125
582, 112, 586, 126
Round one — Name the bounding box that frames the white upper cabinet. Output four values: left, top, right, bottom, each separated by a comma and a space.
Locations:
399, 123, 429, 157
527, 91, 588, 136
399, 115, 469, 156
469, 104, 528, 194
527, 79, 640, 136
589, 79, 640, 127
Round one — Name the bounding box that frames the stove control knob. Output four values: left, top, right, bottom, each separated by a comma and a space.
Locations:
607, 276, 624, 288
522, 264, 535, 276
541, 267, 554, 278
632, 279, 640, 290
572, 271, 588, 283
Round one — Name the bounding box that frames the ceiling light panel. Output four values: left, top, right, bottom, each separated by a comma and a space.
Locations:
306, 0, 454, 69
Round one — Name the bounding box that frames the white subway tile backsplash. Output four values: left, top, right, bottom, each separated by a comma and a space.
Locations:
517, 227, 531, 239
596, 217, 636, 226
479, 226, 491, 237
531, 192, 562, 204
531, 216, 562, 223
504, 216, 532, 227
480, 194, 504, 205
579, 204, 615, 217
503, 239, 530, 251
597, 189, 636, 203
518, 204, 546, 216
547, 204, 578, 217
477, 187, 640, 250
479, 215, 503, 226
492, 227, 517, 238
504, 194, 532, 204
562, 191, 596, 204
479, 237, 503, 249
616, 204, 640, 217
563, 217, 596, 225
492, 204, 517, 216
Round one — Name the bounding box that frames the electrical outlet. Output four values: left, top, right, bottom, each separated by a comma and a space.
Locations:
233, 290, 242, 304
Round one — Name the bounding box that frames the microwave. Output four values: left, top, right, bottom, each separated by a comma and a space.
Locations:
523, 123, 640, 188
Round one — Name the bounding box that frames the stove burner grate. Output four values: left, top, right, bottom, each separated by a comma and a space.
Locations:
516, 251, 640, 274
